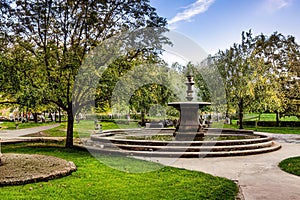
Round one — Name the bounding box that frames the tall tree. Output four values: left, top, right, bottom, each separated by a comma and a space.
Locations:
253, 32, 300, 124
5, 0, 167, 147
214, 31, 255, 129
214, 31, 300, 128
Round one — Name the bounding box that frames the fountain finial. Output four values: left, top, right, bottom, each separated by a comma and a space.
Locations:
185, 67, 194, 101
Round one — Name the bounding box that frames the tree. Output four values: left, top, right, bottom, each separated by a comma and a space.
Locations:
253, 32, 300, 125
4, 0, 167, 147
213, 31, 300, 128
105, 59, 178, 124
214, 31, 256, 129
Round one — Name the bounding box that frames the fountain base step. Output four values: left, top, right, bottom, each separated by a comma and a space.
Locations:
78, 142, 281, 158
80, 128, 282, 158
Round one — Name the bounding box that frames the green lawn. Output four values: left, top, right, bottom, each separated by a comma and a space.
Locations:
244, 126, 300, 134
0, 142, 238, 200
219, 122, 300, 135
244, 113, 300, 121
41, 120, 139, 138
0, 121, 56, 130
279, 157, 300, 176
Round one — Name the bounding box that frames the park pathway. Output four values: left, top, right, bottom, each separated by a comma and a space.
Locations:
0, 124, 60, 140
149, 132, 300, 200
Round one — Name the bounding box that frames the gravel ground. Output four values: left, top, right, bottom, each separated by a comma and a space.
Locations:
0, 153, 76, 186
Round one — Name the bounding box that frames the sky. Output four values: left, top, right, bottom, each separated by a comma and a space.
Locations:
150, 0, 300, 55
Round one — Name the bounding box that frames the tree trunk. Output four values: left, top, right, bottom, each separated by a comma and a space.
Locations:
33, 112, 38, 123
66, 109, 74, 148
26, 108, 28, 122
59, 107, 62, 123
275, 111, 280, 127
54, 111, 57, 122
141, 110, 145, 126
238, 98, 244, 129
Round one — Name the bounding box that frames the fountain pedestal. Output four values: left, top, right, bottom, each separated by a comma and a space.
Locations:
168, 69, 211, 141
168, 102, 211, 140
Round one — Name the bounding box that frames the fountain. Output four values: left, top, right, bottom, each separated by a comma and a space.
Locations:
168, 70, 210, 141
82, 71, 281, 158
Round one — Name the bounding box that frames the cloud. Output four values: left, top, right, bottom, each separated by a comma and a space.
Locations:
168, 0, 215, 26
264, 0, 292, 12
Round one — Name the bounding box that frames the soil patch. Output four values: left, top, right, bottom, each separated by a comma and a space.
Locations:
0, 153, 76, 186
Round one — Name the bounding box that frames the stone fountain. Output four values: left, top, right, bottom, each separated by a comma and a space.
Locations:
82, 69, 281, 158
168, 71, 210, 140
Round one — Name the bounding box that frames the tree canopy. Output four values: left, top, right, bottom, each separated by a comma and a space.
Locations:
1, 0, 168, 147
213, 30, 300, 128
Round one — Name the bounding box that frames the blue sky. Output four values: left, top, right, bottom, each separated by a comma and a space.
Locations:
150, 0, 300, 55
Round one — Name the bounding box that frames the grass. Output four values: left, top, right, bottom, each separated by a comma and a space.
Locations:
218, 113, 299, 134
244, 126, 300, 134
42, 123, 68, 137
244, 113, 300, 121
0, 142, 238, 199
0, 121, 56, 130
215, 122, 300, 135
279, 157, 300, 176
41, 120, 140, 138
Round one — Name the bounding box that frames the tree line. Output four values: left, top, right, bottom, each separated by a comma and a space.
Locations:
0, 0, 169, 147
195, 30, 300, 129
1, 1, 299, 148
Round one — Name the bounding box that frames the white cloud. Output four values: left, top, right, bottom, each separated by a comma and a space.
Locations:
168, 0, 215, 26
264, 0, 292, 12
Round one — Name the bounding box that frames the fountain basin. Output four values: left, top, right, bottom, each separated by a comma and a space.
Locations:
82, 128, 281, 158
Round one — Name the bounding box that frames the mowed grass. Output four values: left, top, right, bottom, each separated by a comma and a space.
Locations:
244, 113, 300, 121
41, 120, 139, 138
279, 157, 300, 176
220, 123, 300, 135
0, 142, 238, 200
0, 121, 56, 130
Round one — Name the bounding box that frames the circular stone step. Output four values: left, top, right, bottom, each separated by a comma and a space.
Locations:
83, 128, 281, 158
111, 141, 274, 152
79, 142, 281, 158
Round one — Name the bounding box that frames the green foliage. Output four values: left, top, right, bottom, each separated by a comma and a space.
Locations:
2, 0, 168, 147
213, 30, 300, 128
1, 142, 238, 199
96, 59, 182, 118
214, 31, 257, 128
279, 157, 300, 176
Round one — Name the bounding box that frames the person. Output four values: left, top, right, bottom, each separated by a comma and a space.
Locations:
76, 113, 83, 123
40, 114, 45, 123
225, 115, 230, 124
126, 114, 130, 124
